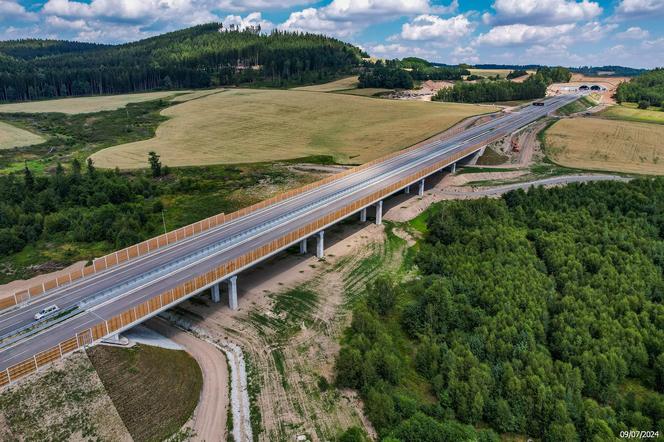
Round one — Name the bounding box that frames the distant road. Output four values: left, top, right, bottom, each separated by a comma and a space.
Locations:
442, 174, 630, 197
0, 94, 579, 374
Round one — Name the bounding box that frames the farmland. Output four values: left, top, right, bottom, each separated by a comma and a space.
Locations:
293, 76, 359, 92
545, 117, 664, 175
600, 103, 664, 124
0, 91, 192, 114
90, 88, 497, 169
0, 121, 44, 149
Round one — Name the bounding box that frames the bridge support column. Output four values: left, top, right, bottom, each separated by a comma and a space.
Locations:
375, 200, 383, 225
404, 185, 410, 194
316, 231, 325, 259
227, 276, 238, 310
360, 208, 367, 222
299, 238, 308, 254
418, 179, 425, 196
451, 162, 456, 173
211, 283, 220, 303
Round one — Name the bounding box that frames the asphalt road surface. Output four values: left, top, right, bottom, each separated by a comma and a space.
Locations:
0, 94, 579, 371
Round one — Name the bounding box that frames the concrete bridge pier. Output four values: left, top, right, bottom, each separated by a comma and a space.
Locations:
404, 185, 410, 194
299, 238, 308, 254
375, 200, 383, 225
316, 231, 325, 259
211, 283, 220, 303
359, 207, 367, 222
418, 179, 425, 196
228, 276, 238, 310
451, 162, 456, 173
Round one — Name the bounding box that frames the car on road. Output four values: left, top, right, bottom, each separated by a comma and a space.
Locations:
34, 305, 60, 321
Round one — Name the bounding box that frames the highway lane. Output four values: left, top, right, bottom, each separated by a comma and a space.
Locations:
0, 94, 578, 370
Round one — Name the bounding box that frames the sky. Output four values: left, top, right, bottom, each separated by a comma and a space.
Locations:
1, 0, 664, 68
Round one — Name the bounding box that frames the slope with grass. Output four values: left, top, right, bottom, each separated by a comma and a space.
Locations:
0, 91, 192, 114
0, 120, 44, 149
87, 344, 202, 442
91, 88, 497, 168
600, 103, 664, 124
293, 76, 359, 92
545, 117, 664, 175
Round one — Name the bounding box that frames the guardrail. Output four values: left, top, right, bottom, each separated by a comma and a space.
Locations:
0, 135, 501, 388
1, 111, 503, 313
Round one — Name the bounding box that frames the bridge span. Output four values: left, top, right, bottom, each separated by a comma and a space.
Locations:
0, 94, 578, 386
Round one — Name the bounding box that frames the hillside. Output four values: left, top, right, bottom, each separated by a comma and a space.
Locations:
616, 68, 664, 106
0, 23, 364, 102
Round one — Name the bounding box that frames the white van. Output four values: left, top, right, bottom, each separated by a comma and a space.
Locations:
34, 305, 60, 321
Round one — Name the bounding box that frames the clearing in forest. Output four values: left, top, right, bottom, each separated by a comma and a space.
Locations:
91, 88, 496, 168
0, 91, 192, 114
293, 76, 359, 92
545, 117, 664, 175
0, 121, 44, 149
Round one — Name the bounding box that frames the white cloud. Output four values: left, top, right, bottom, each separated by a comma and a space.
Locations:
45, 15, 90, 30
577, 21, 618, 42
614, 0, 664, 19
221, 12, 273, 32
475, 23, 576, 47
400, 14, 474, 42
451, 46, 479, 64
280, 0, 457, 37
617, 26, 650, 39
216, 0, 315, 13
0, 0, 37, 21
486, 0, 602, 25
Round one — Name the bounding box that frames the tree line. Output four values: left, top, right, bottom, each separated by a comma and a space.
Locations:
432, 67, 571, 103
358, 59, 469, 89
0, 23, 365, 102
336, 179, 664, 441
0, 160, 160, 256
616, 68, 664, 108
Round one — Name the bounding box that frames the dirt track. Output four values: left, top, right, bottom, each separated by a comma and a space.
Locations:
147, 318, 229, 442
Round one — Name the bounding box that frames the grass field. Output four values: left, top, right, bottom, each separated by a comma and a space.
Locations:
0, 120, 44, 149
87, 344, 202, 442
600, 103, 664, 124
0, 91, 192, 114
545, 117, 664, 175
556, 95, 598, 116
336, 87, 393, 97
293, 76, 359, 92
91, 88, 496, 169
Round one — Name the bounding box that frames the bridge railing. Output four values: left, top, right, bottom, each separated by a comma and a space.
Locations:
1, 111, 503, 313
0, 134, 502, 388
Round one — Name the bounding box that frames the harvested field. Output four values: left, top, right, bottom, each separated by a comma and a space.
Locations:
336, 87, 393, 97
293, 76, 359, 92
600, 104, 664, 124
0, 121, 45, 149
90, 88, 496, 168
545, 117, 664, 175
0, 351, 130, 441
469, 68, 535, 79
0, 91, 189, 114
87, 344, 202, 442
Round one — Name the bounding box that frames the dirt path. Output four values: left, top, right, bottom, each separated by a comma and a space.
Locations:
147, 318, 229, 442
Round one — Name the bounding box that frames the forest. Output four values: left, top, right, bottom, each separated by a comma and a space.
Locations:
615, 68, 664, 107
0, 160, 160, 257
336, 179, 664, 441
432, 67, 570, 103
358, 59, 468, 89
0, 23, 365, 102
